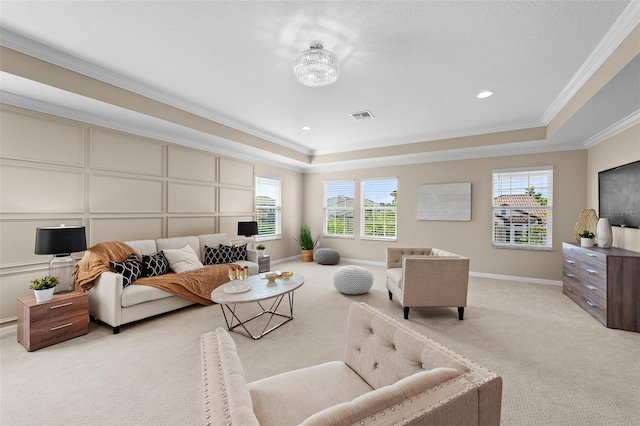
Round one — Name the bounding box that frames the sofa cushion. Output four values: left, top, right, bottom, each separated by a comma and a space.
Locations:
217, 244, 235, 263
121, 282, 176, 307
162, 245, 204, 273
203, 245, 231, 265
142, 251, 170, 277
249, 361, 372, 426
109, 253, 142, 288
386, 268, 403, 289
125, 239, 158, 256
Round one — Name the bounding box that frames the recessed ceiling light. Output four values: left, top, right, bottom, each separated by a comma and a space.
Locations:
477, 91, 494, 99
302, 126, 311, 131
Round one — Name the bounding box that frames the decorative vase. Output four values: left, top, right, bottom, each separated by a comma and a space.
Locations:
580, 238, 594, 248
301, 249, 314, 262
574, 209, 598, 243
596, 218, 612, 248
34, 287, 55, 303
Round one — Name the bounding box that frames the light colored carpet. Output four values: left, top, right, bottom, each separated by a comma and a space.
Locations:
1, 260, 639, 425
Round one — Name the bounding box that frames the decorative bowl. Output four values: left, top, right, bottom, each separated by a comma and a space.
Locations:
265, 273, 278, 282
281, 271, 293, 279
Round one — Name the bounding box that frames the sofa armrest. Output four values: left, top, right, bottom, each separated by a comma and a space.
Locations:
246, 249, 258, 263
87, 271, 124, 328
301, 367, 466, 426
201, 328, 259, 426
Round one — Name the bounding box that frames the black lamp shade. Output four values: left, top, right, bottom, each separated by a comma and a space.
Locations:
237, 221, 258, 237
35, 226, 87, 255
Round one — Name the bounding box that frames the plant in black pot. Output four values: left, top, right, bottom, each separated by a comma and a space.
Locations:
294, 224, 319, 262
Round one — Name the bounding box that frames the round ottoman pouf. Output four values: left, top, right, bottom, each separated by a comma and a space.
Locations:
314, 248, 341, 265
333, 265, 374, 295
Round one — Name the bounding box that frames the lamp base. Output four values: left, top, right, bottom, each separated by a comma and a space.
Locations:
50, 254, 75, 293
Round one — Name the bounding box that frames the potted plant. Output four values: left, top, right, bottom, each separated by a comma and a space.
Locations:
294, 224, 319, 262
30, 275, 59, 302
578, 230, 595, 248
256, 243, 266, 257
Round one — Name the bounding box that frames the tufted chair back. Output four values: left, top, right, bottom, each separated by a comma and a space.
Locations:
343, 302, 469, 389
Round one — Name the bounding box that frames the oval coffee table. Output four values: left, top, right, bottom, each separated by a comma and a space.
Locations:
211, 273, 304, 340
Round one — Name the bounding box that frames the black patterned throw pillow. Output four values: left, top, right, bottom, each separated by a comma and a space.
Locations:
142, 251, 170, 277
218, 244, 235, 263
204, 245, 232, 265
110, 253, 142, 288
232, 244, 247, 261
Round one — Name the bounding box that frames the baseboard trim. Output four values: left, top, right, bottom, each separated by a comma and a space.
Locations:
470, 271, 562, 286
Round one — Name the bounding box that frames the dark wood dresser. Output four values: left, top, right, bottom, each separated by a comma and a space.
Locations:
562, 242, 640, 332
17, 291, 89, 351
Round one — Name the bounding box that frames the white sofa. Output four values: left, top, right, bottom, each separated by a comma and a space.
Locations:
87, 233, 258, 334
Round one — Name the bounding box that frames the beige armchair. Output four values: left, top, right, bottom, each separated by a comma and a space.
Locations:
386, 247, 470, 320
201, 302, 502, 425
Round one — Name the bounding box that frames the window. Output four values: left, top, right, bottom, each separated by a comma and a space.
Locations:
361, 178, 397, 240
324, 180, 355, 237
255, 175, 281, 239
492, 167, 553, 249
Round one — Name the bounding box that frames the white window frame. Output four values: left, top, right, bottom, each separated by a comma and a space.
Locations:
323, 180, 355, 238
360, 177, 397, 241
492, 166, 553, 250
255, 175, 281, 241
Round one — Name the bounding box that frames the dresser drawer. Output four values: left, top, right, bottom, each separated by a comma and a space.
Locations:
563, 281, 606, 325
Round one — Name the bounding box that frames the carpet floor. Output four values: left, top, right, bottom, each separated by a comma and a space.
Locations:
1, 260, 639, 425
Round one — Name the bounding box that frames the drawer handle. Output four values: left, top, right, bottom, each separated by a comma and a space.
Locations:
586, 285, 598, 290
586, 269, 598, 274
587, 253, 597, 257
50, 302, 73, 309
566, 273, 575, 278
50, 322, 73, 331
565, 287, 574, 293
566, 260, 575, 264
586, 300, 599, 309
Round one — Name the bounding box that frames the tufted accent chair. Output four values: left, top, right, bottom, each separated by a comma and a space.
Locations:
386, 247, 470, 320
201, 302, 502, 425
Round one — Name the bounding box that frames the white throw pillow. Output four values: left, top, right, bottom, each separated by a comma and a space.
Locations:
162, 245, 204, 273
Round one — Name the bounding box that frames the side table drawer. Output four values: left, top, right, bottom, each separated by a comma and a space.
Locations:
28, 296, 88, 327
26, 312, 88, 351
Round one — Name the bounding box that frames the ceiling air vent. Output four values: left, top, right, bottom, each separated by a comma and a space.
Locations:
350, 110, 375, 121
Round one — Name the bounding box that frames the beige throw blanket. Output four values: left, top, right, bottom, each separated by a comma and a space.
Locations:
74, 241, 231, 305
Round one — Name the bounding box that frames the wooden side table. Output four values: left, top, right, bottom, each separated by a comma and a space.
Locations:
258, 255, 270, 273
17, 291, 89, 351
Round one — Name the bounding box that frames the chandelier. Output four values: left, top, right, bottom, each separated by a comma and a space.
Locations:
294, 41, 340, 87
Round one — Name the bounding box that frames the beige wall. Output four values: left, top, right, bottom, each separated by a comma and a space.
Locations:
587, 124, 640, 253
0, 105, 304, 321
304, 150, 588, 282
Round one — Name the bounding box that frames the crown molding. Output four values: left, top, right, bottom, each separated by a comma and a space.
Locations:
311, 119, 545, 156
582, 110, 640, 148
0, 27, 312, 157
542, 2, 640, 125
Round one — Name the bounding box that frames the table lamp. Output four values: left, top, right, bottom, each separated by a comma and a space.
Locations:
35, 225, 87, 293
237, 221, 258, 249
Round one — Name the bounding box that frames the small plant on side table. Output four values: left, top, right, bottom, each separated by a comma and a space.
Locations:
30, 275, 59, 302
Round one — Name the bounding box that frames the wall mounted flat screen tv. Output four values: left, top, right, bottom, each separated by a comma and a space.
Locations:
598, 160, 640, 228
